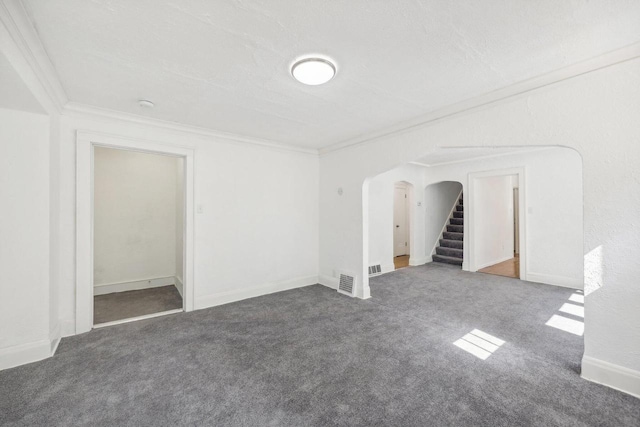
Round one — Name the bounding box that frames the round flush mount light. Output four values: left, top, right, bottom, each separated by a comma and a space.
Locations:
291, 57, 336, 85
138, 99, 155, 108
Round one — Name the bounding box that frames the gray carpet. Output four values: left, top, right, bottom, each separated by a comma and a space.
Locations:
1, 263, 638, 426
94, 285, 183, 324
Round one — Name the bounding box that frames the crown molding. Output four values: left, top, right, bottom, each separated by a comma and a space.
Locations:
319, 41, 640, 156
64, 102, 319, 155
408, 147, 553, 168
0, 0, 68, 113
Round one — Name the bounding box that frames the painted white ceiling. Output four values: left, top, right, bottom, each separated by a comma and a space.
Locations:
0, 51, 44, 113
22, 0, 640, 148
413, 147, 549, 167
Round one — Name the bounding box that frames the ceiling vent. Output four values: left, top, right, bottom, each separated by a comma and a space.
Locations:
337, 273, 356, 297
368, 264, 382, 276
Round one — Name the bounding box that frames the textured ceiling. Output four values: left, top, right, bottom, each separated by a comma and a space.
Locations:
22, 0, 640, 148
0, 51, 44, 113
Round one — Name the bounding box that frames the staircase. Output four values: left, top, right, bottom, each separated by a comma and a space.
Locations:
432, 193, 464, 266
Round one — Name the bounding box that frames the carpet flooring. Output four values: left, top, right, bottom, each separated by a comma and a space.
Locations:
93, 285, 183, 324
1, 263, 638, 426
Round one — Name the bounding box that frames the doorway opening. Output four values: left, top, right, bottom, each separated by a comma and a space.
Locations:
393, 182, 411, 269
76, 131, 195, 335
477, 185, 520, 278
470, 171, 522, 279
426, 181, 464, 267
92, 147, 185, 326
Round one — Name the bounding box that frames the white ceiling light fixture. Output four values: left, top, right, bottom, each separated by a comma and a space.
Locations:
291, 57, 336, 86
138, 99, 154, 108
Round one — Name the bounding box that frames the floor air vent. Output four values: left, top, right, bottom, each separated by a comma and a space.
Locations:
368, 264, 381, 276
338, 273, 356, 297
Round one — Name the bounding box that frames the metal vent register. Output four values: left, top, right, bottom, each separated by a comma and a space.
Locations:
338, 273, 355, 296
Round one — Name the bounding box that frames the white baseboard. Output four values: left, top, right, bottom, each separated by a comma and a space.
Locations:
409, 256, 429, 266
319, 274, 339, 290
50, 336, 61, 355
0, 339, 53, 371
526, 272, 583, 290
174, 276, 184, 298
93, 308, 183, 329
61, 318, 76, 337
364, 263, 396, 278
49, 322, 61, 355
582, 356, 640, 399
381, 262, 395, 273
475, 255, 515, 271
93, 276, 176, 295
195, 275, 318, 310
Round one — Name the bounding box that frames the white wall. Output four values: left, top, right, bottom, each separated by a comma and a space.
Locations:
424, 181, 462, 257
176, 158, 184, 283
93, 147, 181, 286
0, 108, 51, 367
420, 148, 583, 285
473, 175, 515, 269
366, 164, 426, 274
55, 112, 320, 334
366, 148, 582, 288
320, 57, 640, 380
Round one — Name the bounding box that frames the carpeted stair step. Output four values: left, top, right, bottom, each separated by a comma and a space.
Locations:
440, 238, 463, 249
447, 224, 464, 233
432, 254, 463, 266
459, 198, 463, 205
443, 231, 463, 241
453, 211, 463, 219
456, 204, 463, 212
436, 246, 463, 258
450, 218, 463, 225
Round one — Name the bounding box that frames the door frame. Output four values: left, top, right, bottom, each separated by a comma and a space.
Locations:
393, 182, 410, 257
467, 167, 526, 280
75, 131, 195, 334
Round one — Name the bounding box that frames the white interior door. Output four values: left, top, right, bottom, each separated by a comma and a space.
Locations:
393, 185, 409, 257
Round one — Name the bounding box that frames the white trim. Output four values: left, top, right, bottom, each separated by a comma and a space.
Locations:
49, 322, 61, 354
76, 131, 195, 334
381, 262, 396, 273
526, 272, 583, 290
64, 103, 318, 156
50, 336, 61, 356
430, 188, 463, 258
93, 309, 183, 329
195, 276, 318, 309
467, 167, 527, 280
319, 274, 339, 290
174, 276, 184, 298
582, 356, 640, 399
319, 42, 640, 155
475, 254, 516, 271
408, 257, 428, 267
0, 339, 52, 371
93, 276, 177, 296
409, 147, 552, 169
60, 318, 76, 338
0, 0, 68, 112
